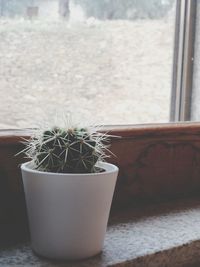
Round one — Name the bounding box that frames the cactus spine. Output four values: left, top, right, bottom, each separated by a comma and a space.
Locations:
22, 126, 111, 173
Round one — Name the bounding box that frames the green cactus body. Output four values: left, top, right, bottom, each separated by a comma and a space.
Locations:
22, 126, 110, 173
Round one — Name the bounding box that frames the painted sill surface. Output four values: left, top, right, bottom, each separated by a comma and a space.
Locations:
1, 198, 200, 267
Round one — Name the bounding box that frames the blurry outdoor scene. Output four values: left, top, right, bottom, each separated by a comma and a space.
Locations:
0, 0, 176, 128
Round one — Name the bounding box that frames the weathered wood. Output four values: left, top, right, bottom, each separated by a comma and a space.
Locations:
1, 123, 200, 242
0, 144, 29, 244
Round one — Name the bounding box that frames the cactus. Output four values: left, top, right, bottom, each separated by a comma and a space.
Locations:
21, 126, 111, 173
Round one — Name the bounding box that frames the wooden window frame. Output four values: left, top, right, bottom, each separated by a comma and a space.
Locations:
171, 0, 197, 121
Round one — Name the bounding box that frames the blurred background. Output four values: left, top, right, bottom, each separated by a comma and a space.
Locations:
0, 0, 176, 128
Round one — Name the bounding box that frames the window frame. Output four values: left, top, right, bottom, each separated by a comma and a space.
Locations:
170, 0, 197, 121
1, 2, 200, 245
0, 0, 200, 247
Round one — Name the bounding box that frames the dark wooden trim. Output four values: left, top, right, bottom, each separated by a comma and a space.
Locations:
2, 122, 200, 144
2, 123, 200, 244
104, 122, 200, 138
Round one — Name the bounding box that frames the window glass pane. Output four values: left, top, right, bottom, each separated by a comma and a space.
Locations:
0, 0, 176, 128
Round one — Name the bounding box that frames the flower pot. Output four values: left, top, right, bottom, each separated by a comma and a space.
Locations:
21, 161, 118, 260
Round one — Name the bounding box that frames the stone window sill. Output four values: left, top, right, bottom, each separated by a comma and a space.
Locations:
2, 124, 200, 266
1, 197, 200, 267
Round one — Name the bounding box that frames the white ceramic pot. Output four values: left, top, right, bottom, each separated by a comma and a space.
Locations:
21, 161, 118, 260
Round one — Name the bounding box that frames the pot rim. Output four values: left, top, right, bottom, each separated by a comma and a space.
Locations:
21, 161, 118, 177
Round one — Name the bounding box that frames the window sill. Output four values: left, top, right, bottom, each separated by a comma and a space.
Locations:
2, 123, 200, 266
1, 197, 200, 267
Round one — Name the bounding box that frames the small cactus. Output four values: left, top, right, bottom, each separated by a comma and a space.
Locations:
21, 126, 112, 173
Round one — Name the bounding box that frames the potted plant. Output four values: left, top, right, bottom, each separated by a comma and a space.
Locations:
20, 124, 118, 260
